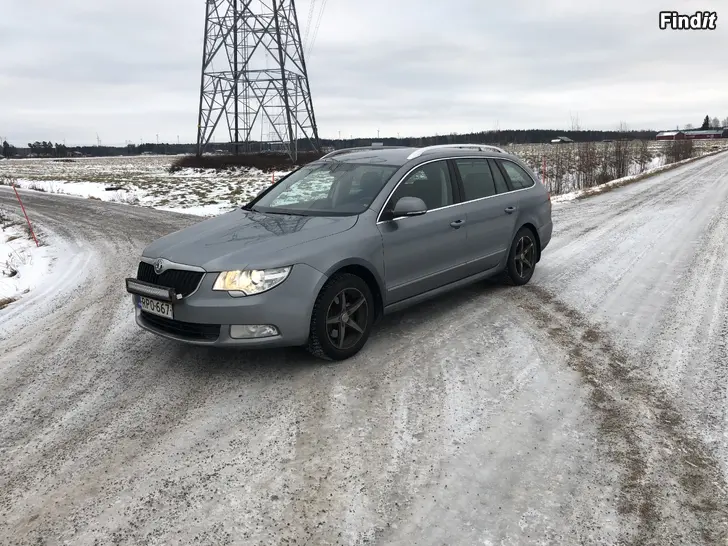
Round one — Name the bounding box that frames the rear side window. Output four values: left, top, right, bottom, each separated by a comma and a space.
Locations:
499, 160, 535, 190
453, 159, 496, 200
488, 159, 510, 194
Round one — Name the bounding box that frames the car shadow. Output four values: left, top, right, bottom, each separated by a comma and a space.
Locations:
160, 277, 513, 377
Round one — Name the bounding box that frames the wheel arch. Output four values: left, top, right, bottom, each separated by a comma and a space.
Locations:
518, 222, 542, 262
321, 259, 385, 322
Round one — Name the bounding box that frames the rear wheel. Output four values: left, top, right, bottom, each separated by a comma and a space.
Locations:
504, 227, 538, 285
307, 273, 374, 361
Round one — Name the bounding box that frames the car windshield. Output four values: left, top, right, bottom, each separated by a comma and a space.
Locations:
248, 161, 399, 216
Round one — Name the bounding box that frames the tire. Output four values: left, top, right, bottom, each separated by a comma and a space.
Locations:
307, 273, 374, 361
504, 227, 538, 286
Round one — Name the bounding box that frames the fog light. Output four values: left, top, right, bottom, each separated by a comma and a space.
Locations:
229, 324, 279, 339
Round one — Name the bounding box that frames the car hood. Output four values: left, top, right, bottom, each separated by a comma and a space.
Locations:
142, 208, 358, 271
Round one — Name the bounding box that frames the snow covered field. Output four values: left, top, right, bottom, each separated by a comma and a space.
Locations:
0, 155, 280, 217
1, 140, 726, 218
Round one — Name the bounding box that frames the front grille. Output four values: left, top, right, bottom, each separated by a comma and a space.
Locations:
140, 312, 220, 341
137, 262, 204, 297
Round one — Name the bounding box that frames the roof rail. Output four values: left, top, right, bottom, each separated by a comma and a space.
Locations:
320, 144, 410, 160
406, 143, 507, 160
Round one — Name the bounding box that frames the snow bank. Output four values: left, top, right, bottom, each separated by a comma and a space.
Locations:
0, 222, 53, 310
9, 179, 143, 205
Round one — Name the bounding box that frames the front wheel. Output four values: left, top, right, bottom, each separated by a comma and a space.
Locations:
307, 273, 374, 361
504, 227, 538, 285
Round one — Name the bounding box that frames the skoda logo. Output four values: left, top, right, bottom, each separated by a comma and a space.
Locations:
153, 258, 165, 274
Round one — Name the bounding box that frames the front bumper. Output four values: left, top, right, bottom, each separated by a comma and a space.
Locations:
128, 263, 328, 348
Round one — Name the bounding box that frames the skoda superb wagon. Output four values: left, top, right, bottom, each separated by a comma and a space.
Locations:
125, 143, 553, 360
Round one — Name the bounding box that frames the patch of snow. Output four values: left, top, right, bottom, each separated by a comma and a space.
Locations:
154, 203, 239, 217
10, 179, 143, 205
0, 223, 53, 309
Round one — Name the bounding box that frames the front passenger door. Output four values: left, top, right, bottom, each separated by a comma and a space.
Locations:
377, 160, 468, 304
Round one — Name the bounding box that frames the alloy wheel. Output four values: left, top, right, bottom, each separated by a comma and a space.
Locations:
513, 235, 536, 278
325, 288, 369, 350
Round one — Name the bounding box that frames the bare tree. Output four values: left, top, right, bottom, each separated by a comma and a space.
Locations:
546, 142, 572, 194
637, 139, 652, 172
684, 123, 694, 130
611, 122, 633, 179
664, 140, 694, 163
722, 117, 728, 128
576, 141, 598, 189
596, 142, 612, 185
711, 117, 721, 129
569, 112, 581, 131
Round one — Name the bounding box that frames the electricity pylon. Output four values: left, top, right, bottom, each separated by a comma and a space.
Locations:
196, 0, 320, 160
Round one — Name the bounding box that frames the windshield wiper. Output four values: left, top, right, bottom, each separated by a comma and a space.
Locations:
263, 210, 306, 216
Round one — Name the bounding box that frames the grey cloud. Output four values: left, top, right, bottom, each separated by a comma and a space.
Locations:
0, 0, 726, 144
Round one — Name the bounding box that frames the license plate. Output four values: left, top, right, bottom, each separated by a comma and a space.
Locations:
138, 296, 174, 319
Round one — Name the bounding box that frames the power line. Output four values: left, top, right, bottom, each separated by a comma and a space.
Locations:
307, 0, 328, 55
303, 0, 317, 47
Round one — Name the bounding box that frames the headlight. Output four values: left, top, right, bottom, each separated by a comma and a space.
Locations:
212, 266, 292, 296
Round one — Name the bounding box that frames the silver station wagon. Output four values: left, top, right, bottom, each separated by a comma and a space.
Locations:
125, 144, 553, 360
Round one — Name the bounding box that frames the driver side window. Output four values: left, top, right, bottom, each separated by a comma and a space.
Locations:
385, 160, 454, 212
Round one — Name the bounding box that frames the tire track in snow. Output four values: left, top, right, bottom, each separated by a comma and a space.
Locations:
633, 169, 728, 478
513, 285, 728, 545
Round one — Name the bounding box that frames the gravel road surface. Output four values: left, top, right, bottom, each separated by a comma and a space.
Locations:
2, 152, 728, 545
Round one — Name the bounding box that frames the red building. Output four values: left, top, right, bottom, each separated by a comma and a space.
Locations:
683, 129, 727, 140
656, 131, 684, 140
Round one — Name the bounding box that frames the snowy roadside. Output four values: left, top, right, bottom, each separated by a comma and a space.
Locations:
0, 207, 54, 311
551, 147, 728, 205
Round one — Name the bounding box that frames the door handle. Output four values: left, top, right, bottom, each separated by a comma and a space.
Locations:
450, 219, 465, 229
504, 206, 516, 214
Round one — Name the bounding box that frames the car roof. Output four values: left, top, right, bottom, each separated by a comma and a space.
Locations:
318, 144, 516, 168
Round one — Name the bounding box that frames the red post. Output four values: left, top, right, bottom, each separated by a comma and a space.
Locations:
12, 181, 39, 247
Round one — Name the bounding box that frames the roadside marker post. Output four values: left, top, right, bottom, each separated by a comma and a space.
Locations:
11, 181, 39, 247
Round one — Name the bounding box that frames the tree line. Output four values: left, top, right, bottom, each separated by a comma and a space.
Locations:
683, 115, 728, 131
2, 122, 726, 160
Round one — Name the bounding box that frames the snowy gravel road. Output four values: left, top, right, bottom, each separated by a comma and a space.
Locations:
1, 151, 728, 545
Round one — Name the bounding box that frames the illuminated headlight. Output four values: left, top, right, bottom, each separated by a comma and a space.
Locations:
212, 266, 292, 296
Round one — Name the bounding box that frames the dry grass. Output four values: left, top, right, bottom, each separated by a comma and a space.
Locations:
169, 151, 325, 173
0, 297, 17, 310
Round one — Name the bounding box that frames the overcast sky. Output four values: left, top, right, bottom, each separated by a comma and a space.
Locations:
1, 0, 726, 146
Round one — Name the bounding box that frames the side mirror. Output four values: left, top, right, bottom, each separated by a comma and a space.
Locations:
391, 196, 427, 218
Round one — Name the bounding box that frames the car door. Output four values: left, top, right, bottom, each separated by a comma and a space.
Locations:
451, 157, 520, 272
377, 159, 468, 304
